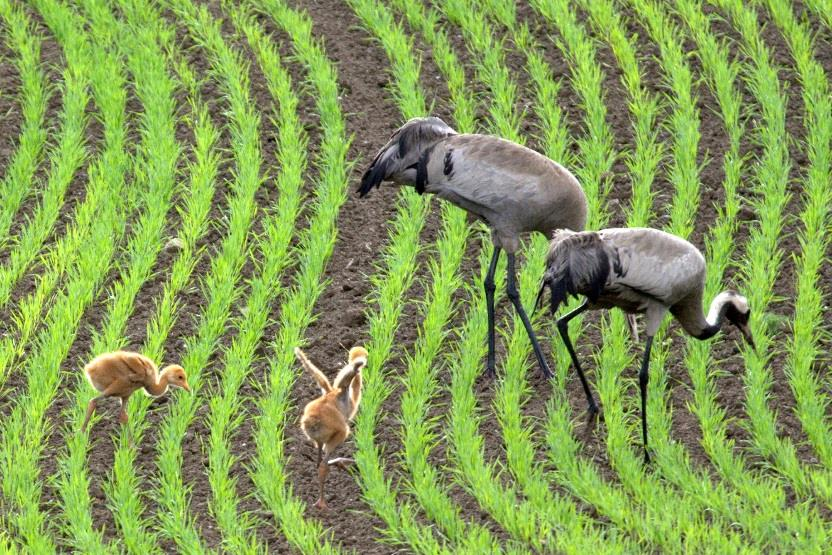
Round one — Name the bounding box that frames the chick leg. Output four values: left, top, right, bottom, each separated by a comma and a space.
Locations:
315, 431, 347, 510
627, 313, 639, 343
81, 398, 100, 432
81, 387, 119, 432
119, 396, 135, 447
118, 396, 130, 425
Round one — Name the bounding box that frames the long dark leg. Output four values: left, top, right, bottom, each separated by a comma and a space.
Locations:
556, 300, 599, 416
484, 247, 501, 378
639, 335, 654, 464
506, 253, 553, 379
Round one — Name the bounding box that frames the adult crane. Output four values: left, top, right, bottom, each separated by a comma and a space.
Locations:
537, 227, 755, 462
358, 116, 588, 379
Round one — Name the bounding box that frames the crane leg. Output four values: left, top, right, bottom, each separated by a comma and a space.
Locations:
506, 253, 553, 379
483, 247, 501, 378
556, 300, 599, 418
638, 335, 654, 464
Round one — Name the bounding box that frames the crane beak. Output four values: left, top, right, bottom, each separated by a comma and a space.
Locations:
182, 382, 192, 393
739, 323, 756, 352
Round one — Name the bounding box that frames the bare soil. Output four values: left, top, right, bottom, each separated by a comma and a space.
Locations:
2, 0, 830, 553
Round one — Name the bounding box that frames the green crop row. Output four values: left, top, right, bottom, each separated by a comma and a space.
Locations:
712, 0, 829, 506
577, 0, 663, 228
242, 0, 351, 551
530, 0, 614, 228
439, 0, 520, 141
472, 3, 634, 551
148, 0, 267, 549
626, 0, 701, 237
200, 3, 309, 551
593, 1, 746, 550
762, 0, 832, 477
0, 0, 133, 546
343, 0, 451, 551
53, 0, 183, 550
98, 8, 221, 552
663, 0, 801, 547
0, 3, 91, 392
388, 0, 477, 133
358, 0, 493, 549
803, 0, 832, 32
0, 0, 49, 256
383, 1, 513, 551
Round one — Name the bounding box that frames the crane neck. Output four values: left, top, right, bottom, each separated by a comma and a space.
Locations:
145, 371, 170, 397
696, 291, 736, 339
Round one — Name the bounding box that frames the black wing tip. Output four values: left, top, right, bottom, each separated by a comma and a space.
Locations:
357, 162, 387, 197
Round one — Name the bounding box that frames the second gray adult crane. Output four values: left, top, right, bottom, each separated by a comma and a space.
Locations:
358, 117, 588, 379
537, 227, 755, 462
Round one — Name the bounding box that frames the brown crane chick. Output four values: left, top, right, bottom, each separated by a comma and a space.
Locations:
81, 351, 191, 436
296, 345, 367, 510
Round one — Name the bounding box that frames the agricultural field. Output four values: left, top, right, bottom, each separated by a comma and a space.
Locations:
0, 0, 831, 552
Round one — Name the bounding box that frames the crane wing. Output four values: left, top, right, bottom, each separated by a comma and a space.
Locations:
598, 228, 704, 305
294, 347, 332, 394
118, 351, 158, 383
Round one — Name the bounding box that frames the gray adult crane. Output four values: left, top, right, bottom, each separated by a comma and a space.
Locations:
537, 227, 755, 462
358, 117, 588, 379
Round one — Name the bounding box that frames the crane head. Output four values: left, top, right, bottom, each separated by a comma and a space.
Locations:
358, 117, 456, 197
724, 292, 755, 351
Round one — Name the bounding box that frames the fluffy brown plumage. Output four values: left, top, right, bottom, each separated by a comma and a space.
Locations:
296, 346, 367, 510
81, 351, 190, 434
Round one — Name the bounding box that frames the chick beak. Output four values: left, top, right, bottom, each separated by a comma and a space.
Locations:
739, 323, 756, 352
183, 382, 192, 393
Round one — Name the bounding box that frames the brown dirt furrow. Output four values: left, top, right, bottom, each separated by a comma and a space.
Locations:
254, 0, 445, 552
0, 22, 23, 174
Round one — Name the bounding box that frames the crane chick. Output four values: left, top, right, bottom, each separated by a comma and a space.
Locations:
358, 116, 588, 380
297, 345, 367, 510
537, 228, 755, 462
81, 351, 190, 434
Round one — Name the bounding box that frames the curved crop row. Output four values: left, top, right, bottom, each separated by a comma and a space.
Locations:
95, 6, 221, 552
52, 0, 183, 550
0, 2, 91, 391
147, 0, 266, 549
350, 0, 498, 550
712, 0, 826, 505
341, 0, 451, 551
530, 0, 615, 226
762, 0, 832, 475
0, 0, 49, 256
0, 0, 133, 546
202, 3, 309, 551
242, 0, 352, 551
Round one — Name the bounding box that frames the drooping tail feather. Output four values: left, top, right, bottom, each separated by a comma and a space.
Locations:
358, 157, 391, 197
544, 230, 612, 314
